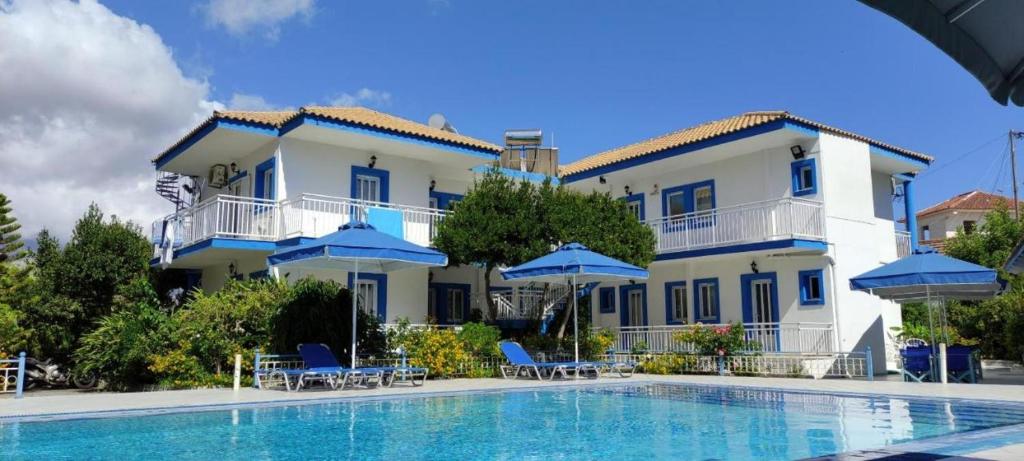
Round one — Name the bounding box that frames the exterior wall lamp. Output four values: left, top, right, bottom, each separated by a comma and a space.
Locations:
599, 175, 607, 184
624, 185, 631, 196
429, 179, 436, 191
368, 155, 377, 168
750, 261, 759, 274
790, 145, 806, 160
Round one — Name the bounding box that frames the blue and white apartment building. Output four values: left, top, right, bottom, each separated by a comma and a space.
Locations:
151, 107, 929, 372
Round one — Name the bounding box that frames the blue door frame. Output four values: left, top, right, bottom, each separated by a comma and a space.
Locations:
740, 272, 780, 350
429, 282, 471, 324
618, 283, 648, 327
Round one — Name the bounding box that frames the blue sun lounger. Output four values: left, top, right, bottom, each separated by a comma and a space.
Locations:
946, 345, 979, 383
297, 343, 383, 389
900, 346, 933, 382
499, 341, 599, 380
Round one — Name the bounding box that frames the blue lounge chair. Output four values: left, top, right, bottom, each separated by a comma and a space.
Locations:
377, 349, 428, 387
499, 341, 599, 380
298, 343, 383, 389
599, 349, 638, 378
900, 346, 933, 382
947, 345, 979, 383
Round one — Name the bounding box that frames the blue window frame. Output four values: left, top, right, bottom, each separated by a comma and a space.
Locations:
618, 283, 648, 327
429, 191, 464, 210
620, 193, 646, 221
598, 287, 616, 313
661, 180, 715, 231
798, 269, 825, 306
692, 278, 720, 323
254, 157, 275, 200
347, 272, 388, 322
791, 158, 817, 196
664, 281, 687, 325
429, 282, 471, 324
351, 166, 390, 203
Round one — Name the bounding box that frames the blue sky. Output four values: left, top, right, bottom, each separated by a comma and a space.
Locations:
3, 1, 1021, 237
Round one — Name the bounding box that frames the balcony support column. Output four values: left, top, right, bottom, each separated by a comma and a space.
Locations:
902, 177, 919, 251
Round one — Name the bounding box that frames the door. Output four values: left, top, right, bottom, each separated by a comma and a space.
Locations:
427, 287, 437, 320
447, 288, 465, 323
628, 289, 644, 326
741, 272, 780, 352
356, 280, 377, 317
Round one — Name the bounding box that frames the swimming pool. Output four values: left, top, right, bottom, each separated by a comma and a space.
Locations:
3, 383, 1024, 460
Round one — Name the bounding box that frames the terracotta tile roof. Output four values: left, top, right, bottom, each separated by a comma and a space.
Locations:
559, 111, 932, 177
154, 107, 500, 164
916, 190, 1014, 219
299, 106, 502, 153
920, 238, 948, 254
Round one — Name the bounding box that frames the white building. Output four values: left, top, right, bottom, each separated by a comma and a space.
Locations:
912, 190, 1012, 252
151, 108, 930, 372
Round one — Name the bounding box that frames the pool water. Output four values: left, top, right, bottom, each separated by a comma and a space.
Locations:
3, 383, 1024, 460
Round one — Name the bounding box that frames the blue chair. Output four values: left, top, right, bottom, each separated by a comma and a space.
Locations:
377, 348, 429, 387
499, 341, 599, 380
298, 343, 382, 389
946, 345, 979, 383
900, 346, 933, 382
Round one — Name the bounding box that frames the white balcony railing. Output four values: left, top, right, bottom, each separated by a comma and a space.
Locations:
644, 198, 825, 254
152, 193, 447, 256
603, 322, 836, 354
895, 230, 911, 258
491, 285, 571, 321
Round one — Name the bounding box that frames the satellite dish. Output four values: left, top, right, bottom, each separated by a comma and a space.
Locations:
428, 113, 458, 133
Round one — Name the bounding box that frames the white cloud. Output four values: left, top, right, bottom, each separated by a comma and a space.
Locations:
0, 0, 220, 242
228, 92, 284, 111
202, 0, 314, 39
329, 88, 393, 108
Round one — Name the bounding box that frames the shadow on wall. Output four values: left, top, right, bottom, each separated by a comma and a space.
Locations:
849, 315, 887, 374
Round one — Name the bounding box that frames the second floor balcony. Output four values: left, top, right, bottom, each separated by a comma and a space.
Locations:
151, 193, 447, 254
644, 198, 826, 255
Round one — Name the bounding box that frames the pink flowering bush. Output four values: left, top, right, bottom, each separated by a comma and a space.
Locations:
673, 322, 752, 356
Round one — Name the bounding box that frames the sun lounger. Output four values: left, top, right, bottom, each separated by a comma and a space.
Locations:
499, 341, 600, 380
901, 346, 933, 382
946, 345, 979, 383
298, 343, 383, 389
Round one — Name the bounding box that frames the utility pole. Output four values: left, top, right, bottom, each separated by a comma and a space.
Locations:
1013, 130, 1021, 219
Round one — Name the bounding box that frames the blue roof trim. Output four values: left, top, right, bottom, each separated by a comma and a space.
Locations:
154, 119, 278, 170
654, 239, 827, 261
782, 120, 820, 137
149, 238, 278, 266
281, 114, 499, 160
871, 145, 931, 168
470, 165, 559, 184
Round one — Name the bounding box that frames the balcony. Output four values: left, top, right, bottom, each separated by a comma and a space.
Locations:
151, 193, 447, 256
643, 198, 825, 255
604, 322, 837, 354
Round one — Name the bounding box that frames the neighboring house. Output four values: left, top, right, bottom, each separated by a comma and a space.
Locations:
562, 111, 931, 372
912, 190, 1013, 252
151, 108, 931, 373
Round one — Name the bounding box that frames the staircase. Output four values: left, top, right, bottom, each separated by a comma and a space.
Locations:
155, 172, 203, 211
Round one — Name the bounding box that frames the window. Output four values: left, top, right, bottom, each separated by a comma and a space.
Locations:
628, 289, 644, 326
427, 288, 437, 319
619, 284, 646, 327
667, 191, 686, 216
694, 186, 713, 212
693, 278, 719, 322
356, 280, 377, 316
626, 201, 642, 220
799, 269, 825, 306
922, 225, 931, 241
791, 159, 817, 196
963, 220, 977, 234
355, 175, 380, 202
665, 282, 687, 324
248, 269, 269, 280
448, 288, 465, 323
254, 157, 275, 202
599, 287, 616, 313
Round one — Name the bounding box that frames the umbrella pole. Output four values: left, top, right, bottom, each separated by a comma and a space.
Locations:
573, 274, 579, 364
351, 259, 359, 369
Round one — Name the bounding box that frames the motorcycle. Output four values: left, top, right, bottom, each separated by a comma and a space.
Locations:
22, 357, 98, 390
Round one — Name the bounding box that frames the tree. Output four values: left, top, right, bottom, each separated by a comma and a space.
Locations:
433, 171, 550, 319
434, 169, 657, 329
0, 193, 27, 265
0, 193, 30, 356
21, 204, 152, 362
938, 204, 1024, 359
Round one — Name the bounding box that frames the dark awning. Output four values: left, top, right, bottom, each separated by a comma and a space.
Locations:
860, 0, 1024, 106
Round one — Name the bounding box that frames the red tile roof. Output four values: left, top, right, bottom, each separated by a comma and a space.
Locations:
917, 190, 1014, 219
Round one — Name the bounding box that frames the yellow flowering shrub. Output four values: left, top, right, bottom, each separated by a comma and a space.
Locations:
407, 328, 468, 378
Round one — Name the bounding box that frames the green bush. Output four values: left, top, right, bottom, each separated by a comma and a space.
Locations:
272, 277, 386, 359
456, 322, 501, 357
674, 322, 750, 356
407, 328, 467, 378
641, 354, 695, 375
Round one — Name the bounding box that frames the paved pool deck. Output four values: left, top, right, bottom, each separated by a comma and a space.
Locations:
3, 374, 1024, 460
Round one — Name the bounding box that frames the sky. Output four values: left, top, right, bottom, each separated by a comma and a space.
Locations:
1, 0, 1022, 243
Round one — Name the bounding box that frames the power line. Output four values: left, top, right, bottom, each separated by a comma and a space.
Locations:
918, 133, 1007, 178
